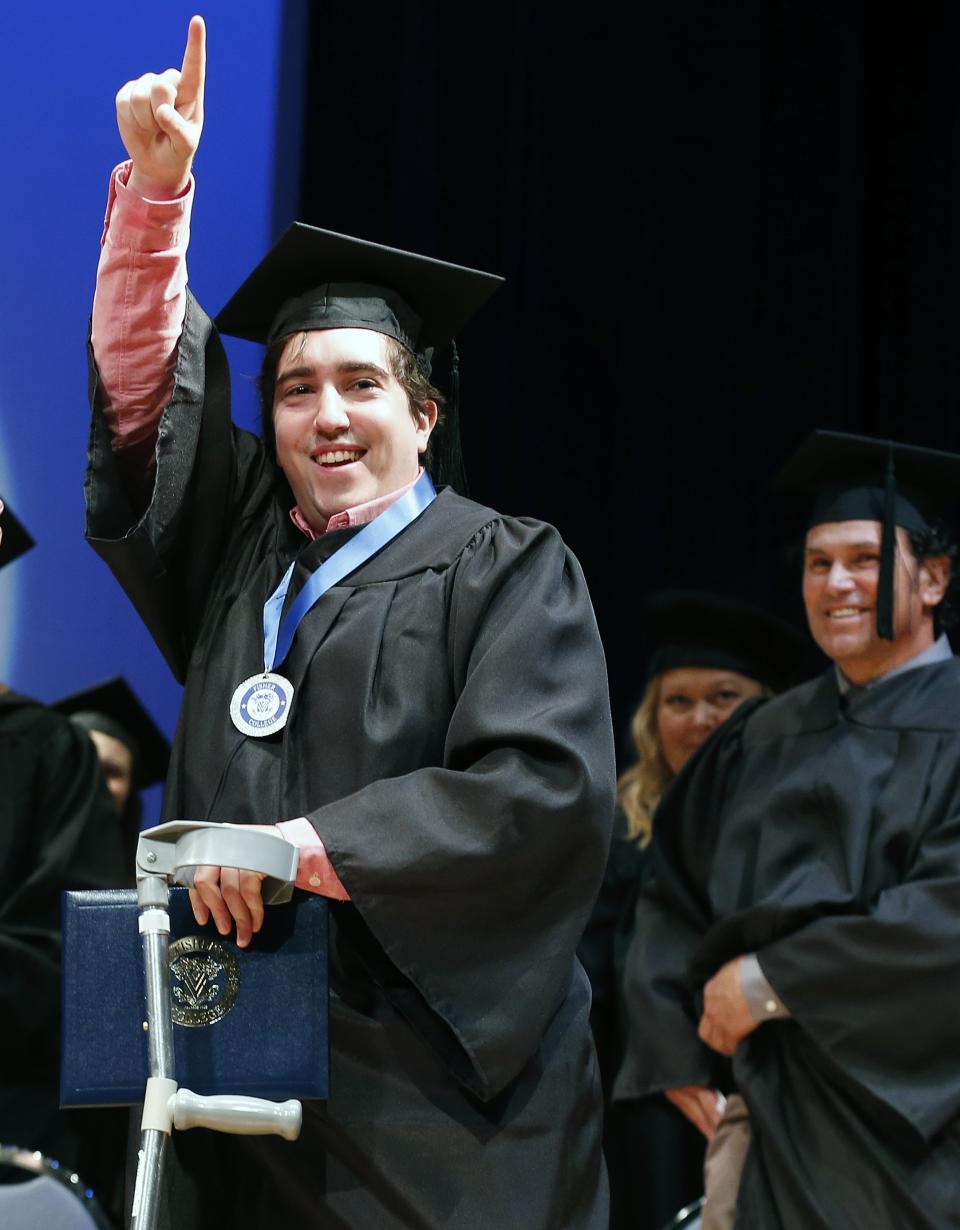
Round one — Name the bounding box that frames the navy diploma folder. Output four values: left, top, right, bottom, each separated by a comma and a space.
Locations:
61, 888, 328, 1107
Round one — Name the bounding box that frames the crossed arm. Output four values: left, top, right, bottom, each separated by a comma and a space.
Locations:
666, 955, 759, 1139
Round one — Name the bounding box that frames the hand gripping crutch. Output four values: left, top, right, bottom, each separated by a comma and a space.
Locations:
130, 821, 303, 1230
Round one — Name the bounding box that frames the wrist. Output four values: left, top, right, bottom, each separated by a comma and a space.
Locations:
127, 163, 192, 201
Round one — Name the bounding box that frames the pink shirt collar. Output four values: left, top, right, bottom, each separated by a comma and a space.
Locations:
289, 470, 423, 539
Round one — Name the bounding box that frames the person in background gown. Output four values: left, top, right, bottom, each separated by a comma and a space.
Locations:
615, 431, 960, 1230
0, 500, 128, 1224
82, 18, 616, 1230
55, 676, 171, 875
579, 591, 809, 1230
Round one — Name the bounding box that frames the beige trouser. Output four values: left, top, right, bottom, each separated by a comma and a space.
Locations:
701, 1094, 751, 1230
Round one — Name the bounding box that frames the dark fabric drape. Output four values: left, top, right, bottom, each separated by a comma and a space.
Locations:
296, 0, 960, 741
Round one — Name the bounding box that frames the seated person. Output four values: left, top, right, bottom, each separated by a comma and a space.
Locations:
580, 591, 808, 1230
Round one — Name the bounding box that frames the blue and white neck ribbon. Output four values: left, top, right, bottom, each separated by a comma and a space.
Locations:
263, 469, 437, 671
230, 471, 437, 738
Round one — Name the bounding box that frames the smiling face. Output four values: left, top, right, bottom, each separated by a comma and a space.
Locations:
656, 667, 765, 775
272, 328, 437, 530
802, 519, 949, 684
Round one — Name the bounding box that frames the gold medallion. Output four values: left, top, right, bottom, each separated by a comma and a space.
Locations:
169, 936, 241, 1027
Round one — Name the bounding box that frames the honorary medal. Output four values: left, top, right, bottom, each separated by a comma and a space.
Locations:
230, 671, 294, 737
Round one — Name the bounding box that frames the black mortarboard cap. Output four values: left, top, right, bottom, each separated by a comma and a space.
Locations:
774, 430, 960, 640
215, 223, 503, 361
644, 590, 809, 694
54, 677, 170, 790
0, 500, 35, 571
214, 224, 503, 494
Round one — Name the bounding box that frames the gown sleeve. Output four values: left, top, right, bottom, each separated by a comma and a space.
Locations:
85, 293, 276, 682
756, 759, 960, 1143
306, 517, 617, 1100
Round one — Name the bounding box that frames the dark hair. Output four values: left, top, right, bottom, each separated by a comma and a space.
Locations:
907, 522, 958, 635
257, 331, 445, 466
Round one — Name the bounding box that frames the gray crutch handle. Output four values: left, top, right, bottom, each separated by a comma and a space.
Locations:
136, 821, 299, 904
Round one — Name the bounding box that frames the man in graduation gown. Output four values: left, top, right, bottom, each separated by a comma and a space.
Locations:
0, 504, 129, 1217
83, 19, 616, 1229
615, 430, 960, 1229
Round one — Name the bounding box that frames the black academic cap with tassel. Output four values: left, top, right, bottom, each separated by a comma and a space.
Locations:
774, 430, 960, 640
215, 223, 503, 496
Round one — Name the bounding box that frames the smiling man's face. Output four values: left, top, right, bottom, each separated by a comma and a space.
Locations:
272, 328, 436, 531
802, 519, 948, 684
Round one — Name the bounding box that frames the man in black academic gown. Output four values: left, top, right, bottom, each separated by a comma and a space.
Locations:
84, 19, 615, 1230
0, 503, 129, 1217
615, 431, 960, 1230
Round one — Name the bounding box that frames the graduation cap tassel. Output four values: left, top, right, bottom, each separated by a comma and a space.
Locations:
437, 340, 468, 496
877, 441, 896, 640
449, 339, 461, 416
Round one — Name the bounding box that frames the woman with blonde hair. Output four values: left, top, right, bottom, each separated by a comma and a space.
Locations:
580, 591, 808, 1230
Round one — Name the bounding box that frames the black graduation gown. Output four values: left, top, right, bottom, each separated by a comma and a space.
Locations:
84, 293, 616, 1229
0, 692, 129, 1216
579, 815, 704, 1230
615, 659, 960, 1230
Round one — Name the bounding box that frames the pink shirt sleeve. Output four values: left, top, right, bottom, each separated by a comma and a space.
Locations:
90, 161, 193, 468
275, 818, 350, 900
226, 822, 350, 900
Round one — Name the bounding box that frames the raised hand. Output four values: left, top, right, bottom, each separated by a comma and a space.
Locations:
115, 15, 206, 197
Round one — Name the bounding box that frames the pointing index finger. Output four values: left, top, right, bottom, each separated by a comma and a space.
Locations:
177, 14, 206, 109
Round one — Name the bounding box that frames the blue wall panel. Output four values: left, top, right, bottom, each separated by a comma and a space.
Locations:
0, 3, 299, 819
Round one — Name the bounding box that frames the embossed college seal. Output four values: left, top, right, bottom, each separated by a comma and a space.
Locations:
168, 936, 241, 1027
229, 671, 294, 737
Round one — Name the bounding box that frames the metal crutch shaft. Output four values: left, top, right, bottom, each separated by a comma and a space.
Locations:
131, 874, 175, 1230
127, 823, 303, 1230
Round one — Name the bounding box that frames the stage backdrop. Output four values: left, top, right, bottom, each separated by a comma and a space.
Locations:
0, 2, 306, 820
5, 2, 960, 816
298, 2, 960, 743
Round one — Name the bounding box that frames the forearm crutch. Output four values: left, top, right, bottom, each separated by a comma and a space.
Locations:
130, 822, 303, 1230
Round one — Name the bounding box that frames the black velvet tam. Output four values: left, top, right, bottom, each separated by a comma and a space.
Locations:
644, 590, 809, 694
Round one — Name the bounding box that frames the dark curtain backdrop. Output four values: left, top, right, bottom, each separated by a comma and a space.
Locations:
296, 0, 960, 745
